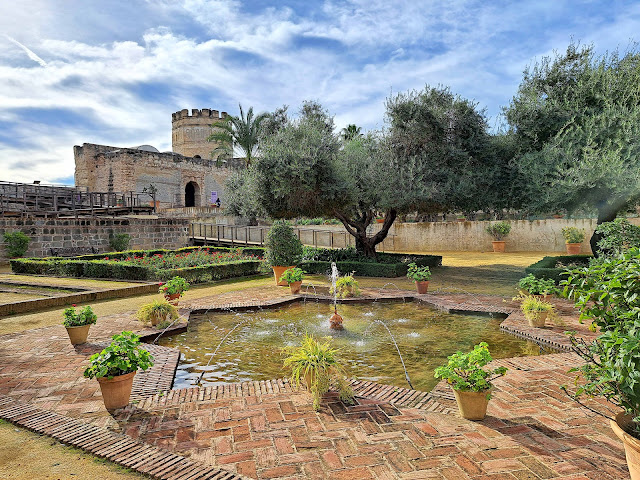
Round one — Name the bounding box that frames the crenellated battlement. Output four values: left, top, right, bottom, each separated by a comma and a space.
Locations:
172, 108, 228, 121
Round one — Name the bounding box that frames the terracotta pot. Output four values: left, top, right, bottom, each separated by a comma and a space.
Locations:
526, 311, 548, 328
289, 281, 302, 294
65, 324, 91, 345
164, 293, 180, 306
272, 266, 295, 286
376, 218, 384, 224
415, 281, 429, 294
566, 243, 582, 255
611, 412, 640, 480
96, 371, 136, 410
453, 388, 491, 420
491, 241, 506, 253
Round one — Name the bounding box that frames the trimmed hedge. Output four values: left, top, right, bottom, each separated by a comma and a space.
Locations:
10, 246, 263, 283
524, 254, 592, 283
301, 254, 441, 278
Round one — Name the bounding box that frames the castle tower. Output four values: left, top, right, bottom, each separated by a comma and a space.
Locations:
171, 108, 228, 158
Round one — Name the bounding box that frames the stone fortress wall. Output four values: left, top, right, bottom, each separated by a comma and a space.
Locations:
74, 108, 244, 209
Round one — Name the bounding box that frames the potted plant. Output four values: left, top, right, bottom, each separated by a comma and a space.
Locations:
330, 274, 361, 298
62, 304, 97, 345
517, 274, 557, 300
136, 300, 179, 327
265, 220, 303, 286
520, 296, 554, 327
83, 331, 154, 410
375, 217, 385, 224
280, 267, 304, 294
158, 276, 190, 305
434, 342, 507, 420
283, 334, 354, 410
406, 262, 431, 294
485, 221, 512, 253
561, 227, 586, 255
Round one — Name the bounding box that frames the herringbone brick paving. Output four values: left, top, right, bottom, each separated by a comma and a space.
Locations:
0, 290, 630, 479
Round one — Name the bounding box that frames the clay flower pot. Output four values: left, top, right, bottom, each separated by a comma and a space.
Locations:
611, 412, 640, 480
65, 324, 91, 345
527, 311, 548, 328
272, 266, 295, 286
164, 293, 180, 306
96, 372, 136, 410
566, 243, 582, 255
453, 389, 491, 420
491, 241, 506, 253
415, 281, 429, 294
289, 281, 302, 294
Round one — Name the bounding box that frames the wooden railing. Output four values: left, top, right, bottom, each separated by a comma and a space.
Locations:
190, 223, 396, 251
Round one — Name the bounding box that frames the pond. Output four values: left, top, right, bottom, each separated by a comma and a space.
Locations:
159, 300, 540, 391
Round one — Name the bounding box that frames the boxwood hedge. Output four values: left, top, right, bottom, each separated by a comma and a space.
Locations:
524, 254, 592, 283
10, 246, 263, 283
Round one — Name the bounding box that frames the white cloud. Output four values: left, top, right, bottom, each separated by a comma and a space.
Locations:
0, 0, 638, 184
4, 35, 47, 66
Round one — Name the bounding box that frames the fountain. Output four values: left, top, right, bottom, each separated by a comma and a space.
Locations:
329, 262, 344, 330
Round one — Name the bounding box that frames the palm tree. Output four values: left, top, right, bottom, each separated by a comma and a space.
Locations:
340, 124, 362, 142
208, 104, 268, 166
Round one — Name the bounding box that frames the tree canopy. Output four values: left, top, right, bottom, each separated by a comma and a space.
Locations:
226, 87, 495, 256
504, 43, 640, 252
207, 104, 268, 166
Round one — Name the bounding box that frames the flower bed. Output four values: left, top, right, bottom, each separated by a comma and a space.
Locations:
10, 246, 263, 283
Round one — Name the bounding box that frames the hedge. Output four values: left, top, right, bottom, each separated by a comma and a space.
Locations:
524, 254, 592, 283
10, 254, 262, 283
69, 245, 265, 261
301, 254, 441, 278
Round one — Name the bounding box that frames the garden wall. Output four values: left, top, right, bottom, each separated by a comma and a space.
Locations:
0, 217, 189, 263
298, 218, 640, 253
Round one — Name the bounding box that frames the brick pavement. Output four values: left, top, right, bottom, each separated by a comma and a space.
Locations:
0, 288, 631, 479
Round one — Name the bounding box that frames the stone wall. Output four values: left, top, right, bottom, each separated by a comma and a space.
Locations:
0, 217, 190, 262
74, 143, 240, 208
171, 108, 227, 158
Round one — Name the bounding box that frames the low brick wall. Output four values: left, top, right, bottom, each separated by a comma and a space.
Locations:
0, 217, 190, 262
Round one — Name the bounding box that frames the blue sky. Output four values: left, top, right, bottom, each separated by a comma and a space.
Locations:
0, 0, 639, 185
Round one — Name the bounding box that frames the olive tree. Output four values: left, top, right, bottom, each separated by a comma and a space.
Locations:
504, 43, 640, 253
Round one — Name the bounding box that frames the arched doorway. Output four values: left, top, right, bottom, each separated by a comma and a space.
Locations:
185, 181, 200, 207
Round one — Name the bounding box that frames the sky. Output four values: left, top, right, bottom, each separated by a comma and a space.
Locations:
0, 0, 638, 186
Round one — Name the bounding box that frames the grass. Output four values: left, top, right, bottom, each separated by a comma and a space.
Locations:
0, 419, 145, 479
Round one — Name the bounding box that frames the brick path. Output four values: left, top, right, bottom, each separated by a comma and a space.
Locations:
0, 288, 631, 479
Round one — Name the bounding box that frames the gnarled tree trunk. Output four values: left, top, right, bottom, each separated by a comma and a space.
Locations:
334, 209, 397, 258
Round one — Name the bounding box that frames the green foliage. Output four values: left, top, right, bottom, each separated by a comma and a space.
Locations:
301, 252, 442, 278
524, 255, 592, 283
561, 227, 586, 244
283, 334, 354, 410
264, 221, 303, 267
83, 331, 154, 379
505, 43, 640, 226
3, 231, 30, 258
330, 274, 361, 298
561, 247, 640, 432
62, 305, 97, 327
340, 124, 362, 141
562, 249, 640, 332
108, 233, 131, 252
280, 267, 304, 284
136, 300, 178, 326
406, 262, 431, 282
520, 296, 554, 320
485, 222, 511, 240
596, 218, 640, 255
434, 342, 507, 393
517, 274, 557, 295
158, 276, 190, 296
208, 104, 269, 166
10, 246, 263, 282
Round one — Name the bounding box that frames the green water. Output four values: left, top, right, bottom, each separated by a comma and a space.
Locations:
159, 301, 540, 391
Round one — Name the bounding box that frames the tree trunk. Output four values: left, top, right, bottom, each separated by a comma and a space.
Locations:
334, 209, 398, 258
